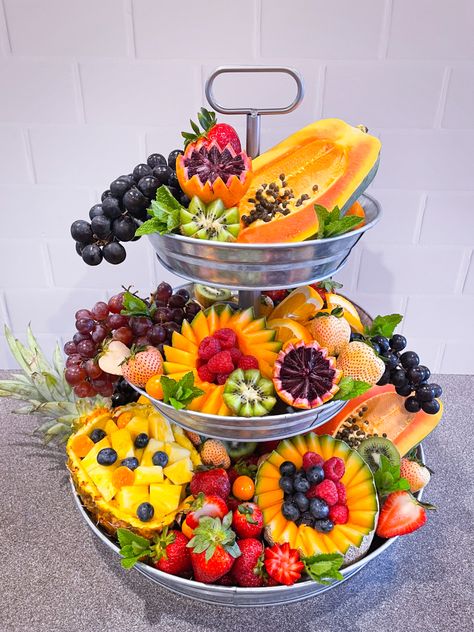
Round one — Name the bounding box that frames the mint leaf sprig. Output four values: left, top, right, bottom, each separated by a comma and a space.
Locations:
373, 454, 410, 497
303, 553, 344, 585
120, 290, 153, 318
161, 372, 204, 410
333, 376, 372, 401
314, 205, 363, 239
365, 314, 403, 339
117, 528, 154, 569
135, 185, 183, 237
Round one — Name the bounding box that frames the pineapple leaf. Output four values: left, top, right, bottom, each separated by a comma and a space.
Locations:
4, 326, 32, 376
27, 325, 52, 373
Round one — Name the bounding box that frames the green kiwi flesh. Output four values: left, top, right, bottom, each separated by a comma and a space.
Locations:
357, 436, 400, 472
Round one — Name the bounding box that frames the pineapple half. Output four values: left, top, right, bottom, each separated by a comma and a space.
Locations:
67, 402, 201, 539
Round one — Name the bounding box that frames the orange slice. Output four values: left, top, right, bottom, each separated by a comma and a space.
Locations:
268, 318, 313, 345
268, 286, 324, 323
325, 293, 364, 333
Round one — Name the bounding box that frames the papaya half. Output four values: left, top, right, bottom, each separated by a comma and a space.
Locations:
237, 119, 380, 243
314, 384, 443, 456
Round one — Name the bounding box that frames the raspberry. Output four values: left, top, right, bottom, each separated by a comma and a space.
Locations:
335, 481, 346, 504
302, 451, 324, 470
198, 336, 221, 361
238, 355, 259, 370
208, 350, 234, 374
306, 479, 338, 506
229, 347, 243, 366
329, 504, 349, 525
214, 328, 237, 349
197, 364, 215, 383
216, 373, 229, 385
323, 457, 345, 481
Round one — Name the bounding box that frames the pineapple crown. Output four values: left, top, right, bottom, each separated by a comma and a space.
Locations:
187, 512, 240, 562
181, 108, 217, 148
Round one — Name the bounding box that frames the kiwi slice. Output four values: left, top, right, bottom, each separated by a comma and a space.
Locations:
223, 441, 257, 459
194, 284, 233, 308
357, 437, 400, 472
223, 369, 277, 417
180, 197, 240, 242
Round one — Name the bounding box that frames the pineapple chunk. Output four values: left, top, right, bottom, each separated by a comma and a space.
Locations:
80, 436, 110, 471
163, 457, 193, 484
105, 419, 119, 435
140, 438, 165, 466
134, 465, 164, 485
126, 415, 149, 440
149, 412, 174, 442
172, 426, 202, 466
165, 442, 191, 465
111, 429, 134, 460
149, 483, 182, 518
86, 462, 118, 501
116, 485, 149, 515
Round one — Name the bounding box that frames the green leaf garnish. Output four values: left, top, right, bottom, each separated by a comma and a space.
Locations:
365, 314, 403, 338
314, 205, 362, 239
135, 185, 183, 237
117, 528, 153, 569
373, 454, 410, 497
161, 372, 204, 410
333, 377, 372, 401
120, 291, 152, 318
303, 553, 344, 585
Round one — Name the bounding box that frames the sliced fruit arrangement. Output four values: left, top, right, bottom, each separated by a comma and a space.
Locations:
67, 400, 200, 538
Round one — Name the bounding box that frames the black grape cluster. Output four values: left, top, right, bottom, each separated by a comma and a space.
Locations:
70, 150, 187, 266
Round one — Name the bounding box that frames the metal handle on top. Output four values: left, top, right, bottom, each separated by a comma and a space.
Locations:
205, 66, 304, 158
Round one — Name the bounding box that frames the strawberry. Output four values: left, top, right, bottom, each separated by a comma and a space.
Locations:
153, 527, 192, 577
121, 345, 163, 388
185, 493, 228, 529
264, 542, 304, 586
182, 108, 241, 154
400, 458, 431, 493
376, 491, 435, 538
230, 538, 264, 587
187, 513, 241, 583
232, 502, 263, 539
309, 278, 342, 303
207, 123, 241, 154
190, 468, 231, 499
263, 289, 288, 305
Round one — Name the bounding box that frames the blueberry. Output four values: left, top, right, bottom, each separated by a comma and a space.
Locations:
294, 477, 310, 493
377, 366, 391, 386
400, 351, 419, 370
404, 396, 421, 413
132, 163, 153, 182
372, 335, 390, 353
299, 512, 314, 527
395, 383, 413, 397
313, 518, 334, 533
90, 428, 106, 443
147, 153, 167, 169
152, 451, 169, 467
391, 368, 408, 388
350, 332, 364, 342
294, 492, 309, 512
97, 447, 117, 466
306, 465, 324, 485
430, 383, 442, 398
281, 501, 300, 522
389, 334, 407, 352
310, 498, 329, 520
168, 149, 183, 170
415, 384, 434, 403
137, 502, 154, 522
121, 457, 139, 471
421, 399, 440, 415
279, 461, 296, 477
279, 476, 294, 494
134, 432, 149, 449
384, 351, 399, 369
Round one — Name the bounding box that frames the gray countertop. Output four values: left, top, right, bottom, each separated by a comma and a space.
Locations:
0, 371, 473, 632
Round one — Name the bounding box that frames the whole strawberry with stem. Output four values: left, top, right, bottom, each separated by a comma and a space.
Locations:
231, 538, 264, 587
400, 457, 431, 493
153, 527, 192, 577
232, 502, 263, 539
190, 467, 231, 499
182, 108, 241, 154
185, 493, 228, 529
121, 344, 163, 388
187, 512, 241, 583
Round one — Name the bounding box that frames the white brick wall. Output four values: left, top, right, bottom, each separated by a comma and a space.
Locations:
0, 0, 473, 374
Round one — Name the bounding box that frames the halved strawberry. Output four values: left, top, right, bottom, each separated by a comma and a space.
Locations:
185, 493, 228, 529
263, 542, 304, 586
376, 491, 435, 538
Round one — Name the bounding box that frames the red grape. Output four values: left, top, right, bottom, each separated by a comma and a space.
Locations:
170, 307, 184, 324
76, 339, 97, 358
96, 382, 114, 397
106, 313, 128, 330
65, 366, 87, 386
149, 324, 167, 345
74, 381, 96, 398
75, 309, 92, 320
66, 353, 82, 367
155, 282, 172, 302
73, 331, 91, 345
135, 336, 150, 347
91, 301, 109, 320
76, 318, 95, 333
108, 292, 125, 314
168, 294, 186, 308
91, 324, 108, 344
153, 307, 173, 323
63, 341, 77, 355
175, 288, 190, 301
185, 301, 201, 317
113, 326, 134, 346
84, 359, 103, 379
130, 316, 152, 336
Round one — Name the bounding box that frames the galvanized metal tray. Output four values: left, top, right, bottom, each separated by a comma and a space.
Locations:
70, 446, 424, 607
148, 193, 381, 291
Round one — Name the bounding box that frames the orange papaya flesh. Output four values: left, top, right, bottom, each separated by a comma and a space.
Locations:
237, 119, 380, 243
314, 384, 443, 456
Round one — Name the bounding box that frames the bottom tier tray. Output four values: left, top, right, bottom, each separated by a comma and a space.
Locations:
71, 446, 425, 607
